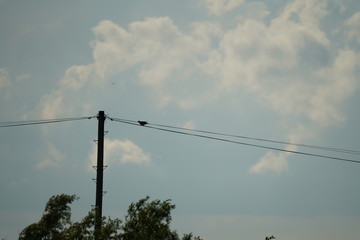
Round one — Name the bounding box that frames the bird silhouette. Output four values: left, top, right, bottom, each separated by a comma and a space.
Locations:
138, 121, 148, 126
265, 236, 275, 240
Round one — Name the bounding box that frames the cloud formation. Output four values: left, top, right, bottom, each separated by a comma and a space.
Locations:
199, 0, 359, 173
35, 143, 65, 170
0, 68, 10, 87
38, 0, 359, 174
345, 11, 360, 43
182, 120, 196, 130
249, 149, 291, 174
39, 17, 221, 117
201, 0, 245, 15
89, 138, 151, 169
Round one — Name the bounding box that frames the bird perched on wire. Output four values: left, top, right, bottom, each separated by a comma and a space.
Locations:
265, 236, 276, 240
138, 121, 148, 126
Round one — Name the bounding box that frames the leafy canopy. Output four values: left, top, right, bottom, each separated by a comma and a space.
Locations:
19, 194, 202, 240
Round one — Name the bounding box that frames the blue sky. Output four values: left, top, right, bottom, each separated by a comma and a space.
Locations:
1, 0, 360, 239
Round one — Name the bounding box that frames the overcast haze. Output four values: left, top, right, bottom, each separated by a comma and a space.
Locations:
1, 0, 360, 239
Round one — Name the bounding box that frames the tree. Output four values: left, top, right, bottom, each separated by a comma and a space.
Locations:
19, 194, 77, 240
19, 194, 202, 240
63, 210, 121, 239
120, 196, 202, 240
120, 196, 178, 240
19, 194, 122, 240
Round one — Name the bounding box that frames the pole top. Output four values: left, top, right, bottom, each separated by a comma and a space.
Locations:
98, 111, 105, 119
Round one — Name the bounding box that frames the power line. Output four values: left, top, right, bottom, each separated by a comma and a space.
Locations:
108, 117, 360, 165
0, 116, 95, 128
148, 122, 360, 155
2, 115, 358, 164
108, 117, 360, 155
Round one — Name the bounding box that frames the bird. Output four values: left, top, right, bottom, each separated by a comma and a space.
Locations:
138, 121, 148, 126
265, 236, 275, 240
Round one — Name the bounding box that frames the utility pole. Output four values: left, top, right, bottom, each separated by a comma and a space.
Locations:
95, 111, 105, 240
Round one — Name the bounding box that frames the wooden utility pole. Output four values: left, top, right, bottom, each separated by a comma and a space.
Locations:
95, 111, 105, 240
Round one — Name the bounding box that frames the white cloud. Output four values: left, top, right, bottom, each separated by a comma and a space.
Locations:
182, 120, 196, 130
261, 48, 359, 126
201, 0, 245, 16
249, 124, 319, 174
39, 90, 66, 119
38, 17, 221, 117
35, 143, 65, 170
60, 64, 94, 91
345, 11, 360, 43
90, 17, 220, 108
249, 151, 290, 174
36, 0, 359, 174
38, 65, 95, 118
197, 0, 359, 173
309, 49, 359, 125
90, 17, 202, 82
235, 2, 270, 22
335, 0, 347, 13
16, 73, 31, 82
89, 138, 151, 169
35, 58, 100, 118
0, 68, 10, 87
206, 0, 331, 91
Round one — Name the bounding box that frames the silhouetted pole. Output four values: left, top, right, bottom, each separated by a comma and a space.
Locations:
95, 111, 105, 240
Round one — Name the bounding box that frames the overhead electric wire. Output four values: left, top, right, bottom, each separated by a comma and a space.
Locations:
5, 114, 356, 164
147, 122, 360, 155
108, 117, 360, 155
0, 116, 95, 128
109, 117, 360, 165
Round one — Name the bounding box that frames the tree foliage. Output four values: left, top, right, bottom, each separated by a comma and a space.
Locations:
19, 194, 202, 240
19, 194, 77, 240
121, 196, 178, 240
62, 209, 121, 240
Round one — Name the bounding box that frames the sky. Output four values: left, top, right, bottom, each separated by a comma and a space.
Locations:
0, 0, 360, 239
